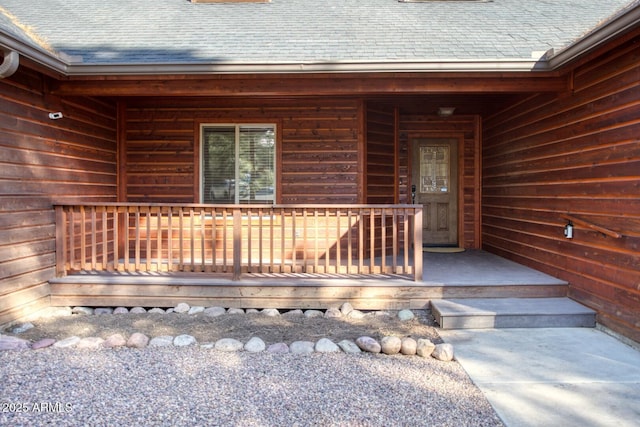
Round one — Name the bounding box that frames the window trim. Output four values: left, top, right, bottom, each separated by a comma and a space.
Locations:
199, 123, 278, 204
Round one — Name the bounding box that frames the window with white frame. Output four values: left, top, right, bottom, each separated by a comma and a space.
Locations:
201, 124, 276, 204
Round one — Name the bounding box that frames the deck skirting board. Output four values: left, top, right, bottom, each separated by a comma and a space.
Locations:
49, 274, 568, 310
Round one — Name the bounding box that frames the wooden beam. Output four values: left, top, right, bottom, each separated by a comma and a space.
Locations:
50, 73, 569, 97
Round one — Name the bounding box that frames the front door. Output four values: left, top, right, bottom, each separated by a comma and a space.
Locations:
411, 138, 458, 246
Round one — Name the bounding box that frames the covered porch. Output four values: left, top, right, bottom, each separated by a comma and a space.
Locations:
51, 201, 567, 309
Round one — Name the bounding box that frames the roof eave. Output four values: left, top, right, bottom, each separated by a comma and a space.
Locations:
59, 59, 550, 76
547, 1, 640, 69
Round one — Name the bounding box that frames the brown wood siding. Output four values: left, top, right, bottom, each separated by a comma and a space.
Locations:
482, 36, 640, 341
0, 68, 117, 325
366, 103, 396, 204
399, 115, 482, 249
123, 98, 361, 204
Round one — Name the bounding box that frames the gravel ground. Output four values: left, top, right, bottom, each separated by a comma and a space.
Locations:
1, 347, 503, 426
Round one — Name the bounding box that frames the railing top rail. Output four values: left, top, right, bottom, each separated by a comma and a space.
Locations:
54, 202, 423, 210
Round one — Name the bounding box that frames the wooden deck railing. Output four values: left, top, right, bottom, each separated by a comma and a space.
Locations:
55, 203, 423, 281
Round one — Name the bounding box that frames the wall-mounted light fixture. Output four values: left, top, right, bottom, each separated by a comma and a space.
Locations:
48, 112, 63, 120
564, 221, 574, 239
437, 107, 456, 117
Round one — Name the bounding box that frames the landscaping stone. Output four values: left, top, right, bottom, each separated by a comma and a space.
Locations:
244, 337, 266, 353
215, 338, 244, 352
340, 302, 354, 316
173, 303, 190, 313
246, 308, 260, 314
401, 337, 417, 355
267, 342, 289, 353
416, 338, 436, 358
127, 332, 149, 349
94, 308, 114, 315
261, 308, 280, 317
203, 306, 226, 317
356, 336, 381, 353
315, 338, 340, 353
398, 309, 415, 321
166, 308, 175, 314
348, 310, 365, 319
173, 334, 197, 347
8, 322, 34, 334
103, 333, 127, 348
283, 309, 304, 316
149, 336, 174, 347
31, 338, 56, 350
188, 306, 205, 315
324, 307, 342, 318
0, 334, 30, 351
53, 336, 81, 349
337, 340, 361, 354
290, 341, 315, 354
381, 336, 402, 355
432, 343, 454, 361
227, 308, 245, 315
200, 342, 214, 349
113, 307, 129, 314
130, 307, 147, 314
72, 306, 94, 315
148, 308, 165, 314
304, 309, 324, 318
76, 337, 105, 349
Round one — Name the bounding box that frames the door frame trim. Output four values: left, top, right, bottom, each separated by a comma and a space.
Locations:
408, 132, 465, 247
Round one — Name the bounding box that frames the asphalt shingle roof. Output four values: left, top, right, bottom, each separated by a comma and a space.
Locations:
0, 0, 636, 66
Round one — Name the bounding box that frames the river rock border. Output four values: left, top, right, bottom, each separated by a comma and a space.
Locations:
0, 303, 454, 361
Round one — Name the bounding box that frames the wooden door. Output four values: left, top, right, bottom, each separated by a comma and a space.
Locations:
411, 138, 458, 246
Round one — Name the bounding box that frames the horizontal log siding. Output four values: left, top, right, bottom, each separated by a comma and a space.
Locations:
399, 115, 481, 248
366, 103, 396, 204
124, 98, 361, 204
482, 36, 640, 341
0, 68, 117, 325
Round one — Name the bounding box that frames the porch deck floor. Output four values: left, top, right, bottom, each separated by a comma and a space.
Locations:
50, 250, 568, 309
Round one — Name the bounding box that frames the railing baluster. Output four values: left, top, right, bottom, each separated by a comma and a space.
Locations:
247, 207, 252, 272
314, 209, 319, 274
392, 208, 398, 274
145, 207, 151, 272
358, 208, 364, 274
369, 208, 375, 274
156, 207, 163, 272
347, 208, 353, 274
381, 209, 384, 274
167, 208, 174, 271
101, 207, 108, 271
335, 208, 341, 274
200, 208, 205, 272
413, 207, 423, 281
210, 207, 216, 273
90, 206, 97, 270
178, 208, 184, 271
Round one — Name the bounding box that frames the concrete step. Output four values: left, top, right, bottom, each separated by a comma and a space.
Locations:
431, 297, 596, 329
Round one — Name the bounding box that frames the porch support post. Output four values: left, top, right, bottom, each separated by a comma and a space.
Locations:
55, 205, 66, 277
232, 207, 242, 281
413, 207, 423, 282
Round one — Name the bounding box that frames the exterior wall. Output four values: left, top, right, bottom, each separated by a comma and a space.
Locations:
482, 36, 640, 341
366, 102, 396, 204
0, 68, 117, 324
122, 98, 361, 204
399, 114, 482, 249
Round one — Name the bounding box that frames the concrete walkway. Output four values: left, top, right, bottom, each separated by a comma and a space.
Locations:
439, 328, 640, 427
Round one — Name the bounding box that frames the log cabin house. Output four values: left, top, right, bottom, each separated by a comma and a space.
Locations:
0, 0, 638, 342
